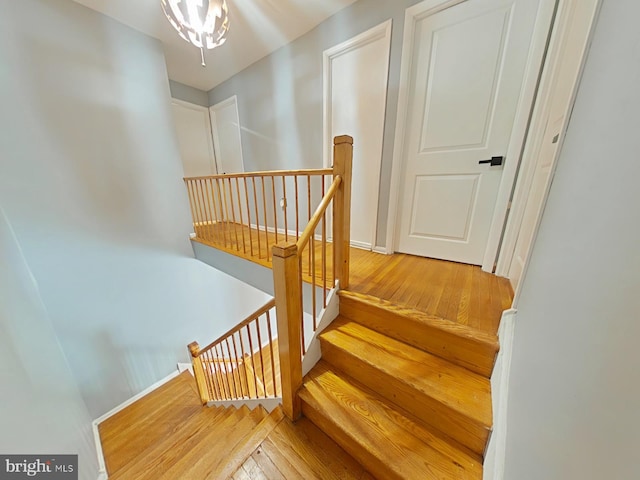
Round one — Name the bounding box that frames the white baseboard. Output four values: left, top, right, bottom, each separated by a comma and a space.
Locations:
302, 286, 340, 376
372, 245, 391, 254
207, 397, 282, 413
484, 309, 518, 480
91, 367, 183, 479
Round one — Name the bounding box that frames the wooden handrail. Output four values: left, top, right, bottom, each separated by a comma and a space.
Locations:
195, 299, 276, 356
188, 298, 279, 405
184, 168, 333, 181
296, 175, 342, 251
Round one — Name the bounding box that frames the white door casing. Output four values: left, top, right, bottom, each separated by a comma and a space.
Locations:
388, 0, 555, 267
209, 96, 245, 174
209, 96, 246, 223
323, 20, 392, 250
497, 0, 601, 297
171, 99, 217, 177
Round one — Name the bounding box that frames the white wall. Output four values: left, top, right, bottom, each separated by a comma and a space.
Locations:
0, 0, 271, 426
503, 1, 640, 478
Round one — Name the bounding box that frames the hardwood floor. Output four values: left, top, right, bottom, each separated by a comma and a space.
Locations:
194, 223, 513, 335
348, 249, 513, 335
99, 371, 368, 479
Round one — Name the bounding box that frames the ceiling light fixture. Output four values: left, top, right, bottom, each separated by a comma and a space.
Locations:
161, 0, 230, 67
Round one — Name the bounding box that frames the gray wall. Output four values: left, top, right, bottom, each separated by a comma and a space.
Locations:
504, 1, 640, 478
169, 79, 210, 107
208, 0, 423, 248
0, 208, 99, 479
0, 0, 271, 426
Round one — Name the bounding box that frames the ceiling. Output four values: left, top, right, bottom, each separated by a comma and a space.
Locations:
73, 0, 358, 92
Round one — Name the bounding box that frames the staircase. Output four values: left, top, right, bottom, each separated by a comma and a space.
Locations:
298, 290, 499, 480
99, 371, 371, 479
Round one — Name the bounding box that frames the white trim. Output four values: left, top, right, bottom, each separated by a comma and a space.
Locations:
495, 0, 602, 288
323, 20, 392, 251
207, 397, 282, 413
385, 0, 556, 270
171, 98, 217, 175
484, 309, 517, 480
91, 368, 182, 478
302, 285, 341, 376
209, 95, 245, 174
481, 0, 559, 272
372, 245, 391, 255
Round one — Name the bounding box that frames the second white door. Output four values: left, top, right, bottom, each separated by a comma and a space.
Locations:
324, 21, 392, 249
395, 0, 545, 265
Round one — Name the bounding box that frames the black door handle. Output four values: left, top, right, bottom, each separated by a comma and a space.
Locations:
479, 156, 504, 166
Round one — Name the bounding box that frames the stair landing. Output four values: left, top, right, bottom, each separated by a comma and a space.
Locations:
348, 249, 513, 335
99, 371, 369, 479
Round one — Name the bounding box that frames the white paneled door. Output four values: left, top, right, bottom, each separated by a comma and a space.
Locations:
324, 21, 392, 250
210, 96, 244, 174
171, 100, 216, 177
395, 0, 543, 265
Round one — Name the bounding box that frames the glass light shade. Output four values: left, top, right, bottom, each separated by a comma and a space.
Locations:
161, 0, 230, 65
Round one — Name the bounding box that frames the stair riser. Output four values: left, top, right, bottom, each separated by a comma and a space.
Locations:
340, 296, 497, 377
320, 340, 490, 456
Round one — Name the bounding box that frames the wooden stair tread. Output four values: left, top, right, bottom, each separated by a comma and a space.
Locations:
339, 290, 498, 377
321, 317, 492, 426
299, 362, 483, 480
213, 406, 285, 479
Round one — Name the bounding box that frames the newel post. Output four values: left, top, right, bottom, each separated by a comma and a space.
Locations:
188, 341, 209, 405
332, 135, 353, 290
272, 241, 303, 420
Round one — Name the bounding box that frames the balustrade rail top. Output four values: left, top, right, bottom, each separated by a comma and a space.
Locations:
184, 168, 333, 181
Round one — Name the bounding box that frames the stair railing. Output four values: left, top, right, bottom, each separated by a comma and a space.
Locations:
184, 167, 333, 267
273, 135, 353, 420
188, 299, 278, 405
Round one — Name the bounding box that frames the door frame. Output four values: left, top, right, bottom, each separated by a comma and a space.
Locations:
322, 19, 392, 250
209, 95, 245, 174
496, 0, 602, 302
385, 0, 558, 271
171, 98, 218, 175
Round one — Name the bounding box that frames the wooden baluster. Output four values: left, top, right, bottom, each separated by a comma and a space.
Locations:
261, 177, 269, 261
311, 233, 317, 331
224, 338, 238, 398
333, 135, 353, 289
294, 175, 300, 241
227, 178, 240, 249
246, 323, 259, 397
266, 310, 278, 397
299, 255, 306, 355
214, 179, 226, 248
243, 178, 254, 257
193, 180, 206, 240
322, 175, 327, 307
185, 181, 198, 235
235, 178, 247, 254
237, 331, 251, 398
307, 174, 312, 274
216, 344, 231, 399
272, 242, 303, 420
255, 316, 267, 398
206, 179, 218, 244
230, 334, 244, 397
188, 342, 209, 405
207, 349, 223, 400
252, 177, 262, 259
271, 176, 278, 245
200, 179, 213, 243
282, 176, 288, 241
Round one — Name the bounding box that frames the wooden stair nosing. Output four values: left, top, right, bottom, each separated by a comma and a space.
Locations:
339, 290, 499, 377
319, 320, 492, 455
299, 362, 483, 480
